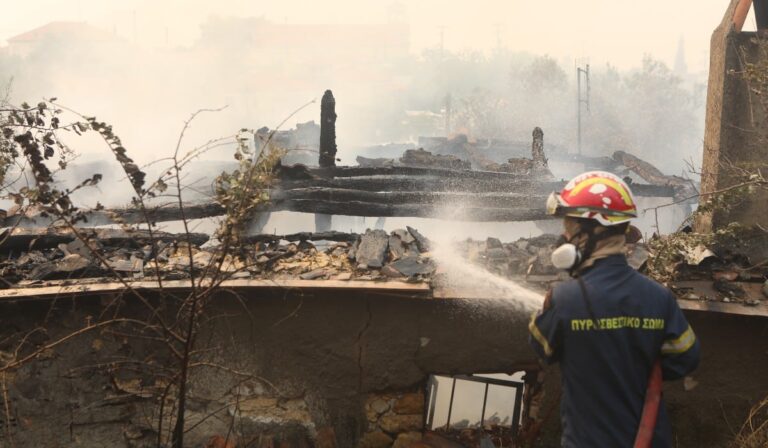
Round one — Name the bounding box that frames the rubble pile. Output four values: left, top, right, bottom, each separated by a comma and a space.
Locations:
250, 227, 436, 282
399, 148, 471, 170
0, 227, 209, 286
256, 121, 320, 165
0, 226, 438, 289
1, 224, 764, 308
356, 140, 551, 177
645, 233, 768, 305
480, 158, 537, 174
456, 234, 563, 280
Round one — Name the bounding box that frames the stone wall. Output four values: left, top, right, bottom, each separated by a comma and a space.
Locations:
2, 287, 763, 447
360, 391, 424, 448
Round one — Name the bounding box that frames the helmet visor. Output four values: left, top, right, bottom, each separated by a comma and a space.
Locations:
546, 192, 561, 216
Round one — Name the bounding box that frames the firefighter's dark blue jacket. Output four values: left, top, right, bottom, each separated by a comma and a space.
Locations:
528, 254, 700, 447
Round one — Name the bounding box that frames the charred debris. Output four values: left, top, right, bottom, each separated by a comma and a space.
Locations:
1, 224, 765, 310
0, 89, 757, 309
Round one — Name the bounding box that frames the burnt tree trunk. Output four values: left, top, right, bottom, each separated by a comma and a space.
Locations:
316, 90, 337, 229
318, 90, 337, 168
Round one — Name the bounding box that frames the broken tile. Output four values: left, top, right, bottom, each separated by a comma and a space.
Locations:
392, 228, 415, 244
713, 278, 745, 298
406, 226, 431, 253
356, 230, 389, 269
28, 254, 95, 280
388, 235, 408, 261
381, 265, 405, 278
331, 272, 352, 281
389, 256, 436, 277
712, 270, 739, 282
300, 268, 328, 280
486, 237, 503, 250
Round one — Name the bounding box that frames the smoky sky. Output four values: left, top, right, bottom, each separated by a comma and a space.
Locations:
0, 0, 730, 208
1, 1, 754, 73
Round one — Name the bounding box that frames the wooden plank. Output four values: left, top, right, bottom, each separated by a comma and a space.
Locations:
0, 203, 226, 227
279, 178, 675, 197
309, 165, 538, 181
279, 176, 535, 193
672, 280, 768, 317
678, 299, 768, 317
0, 278, 432, 301
273, 188, 545, 208
278, 199, 551, 222
242, 231, 358, 244
0, 227, 209, 251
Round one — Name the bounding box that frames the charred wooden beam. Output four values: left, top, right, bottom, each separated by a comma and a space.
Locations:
0, 227, 73, 252
613, 150, 674, 185
0, 203, 226, 228
279, 176, 537, 193
112, 203, 227, 224
0, 180, 673, 229
612, 150, 697, 200
0, 227, 209, 252
242, 231, 358, 245
306, 165, 536, 180
280, 177, 674, 197
272, 188, 546, 209
556, 154, 622, 172
279, 199, 550, 222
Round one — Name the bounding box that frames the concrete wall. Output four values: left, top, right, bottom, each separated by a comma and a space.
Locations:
0, 289, 536, 447
2, 290, 765, 447
697, 9, 768, 235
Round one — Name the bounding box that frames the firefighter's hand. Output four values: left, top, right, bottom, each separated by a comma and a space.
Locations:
542, 288, 553, 311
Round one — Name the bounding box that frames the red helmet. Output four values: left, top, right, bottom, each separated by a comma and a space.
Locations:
546, 171, 637, 226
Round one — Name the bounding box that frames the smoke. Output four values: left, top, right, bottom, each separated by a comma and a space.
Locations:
0, 9, 705, 240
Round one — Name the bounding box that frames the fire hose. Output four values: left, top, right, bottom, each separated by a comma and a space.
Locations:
633, 359, 663, 448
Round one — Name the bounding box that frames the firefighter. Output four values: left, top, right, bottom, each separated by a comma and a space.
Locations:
528, 171, 700, 447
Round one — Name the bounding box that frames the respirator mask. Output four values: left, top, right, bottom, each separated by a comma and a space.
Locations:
551, 234, 582, 270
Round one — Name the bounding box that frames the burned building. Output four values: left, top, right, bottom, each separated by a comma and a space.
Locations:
0, 222, 765, 447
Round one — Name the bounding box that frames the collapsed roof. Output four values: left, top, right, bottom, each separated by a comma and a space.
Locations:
0, 225, 764, 317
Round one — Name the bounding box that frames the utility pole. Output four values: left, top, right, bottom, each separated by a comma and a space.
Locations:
576, 61, 590, 155
438, 26, 447, 60
132, 10, 137, 44
445, 93, 452, 137
494, 23, 503, 52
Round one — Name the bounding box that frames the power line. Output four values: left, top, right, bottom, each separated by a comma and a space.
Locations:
576, 58, 590, 155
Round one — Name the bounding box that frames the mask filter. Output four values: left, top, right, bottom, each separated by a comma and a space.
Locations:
551, 243, 580, 270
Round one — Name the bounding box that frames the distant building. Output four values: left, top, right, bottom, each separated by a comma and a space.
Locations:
4, 21, 121, 58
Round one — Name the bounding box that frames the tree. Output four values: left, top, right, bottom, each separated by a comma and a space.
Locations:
0, 96, 293, 447
582, 57, 704, 172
